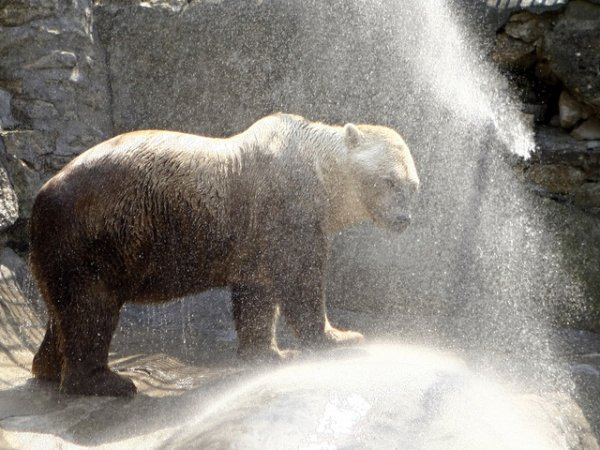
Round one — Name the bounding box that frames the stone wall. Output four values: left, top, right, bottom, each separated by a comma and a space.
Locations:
491, 0, 600, 213
0, 0, 112, 249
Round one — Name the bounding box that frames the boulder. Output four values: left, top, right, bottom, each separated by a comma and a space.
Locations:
543, 0, 600, 116
0, 163, 18, 233
525, 163, 586, 193
0, 130, 56, 172
505, 11, 555, 43
522, 126, 600, 212
0, 89, 16, 130
0, 0, 56, 27
0, 0, 113, 231
572, 117, 600, 140
6, 158, 42, 219
491, 32, 537, 69
574, 182, 600, 210
559, 90, 590, 129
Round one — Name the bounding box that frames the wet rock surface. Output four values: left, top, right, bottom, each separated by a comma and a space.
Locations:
492, 0, 600, 211
519, 127, 600, 212
544, 1, 600, 117
0, 0, 112, 222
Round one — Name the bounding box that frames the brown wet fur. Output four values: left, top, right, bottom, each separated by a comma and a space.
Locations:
29, 114, 377, 397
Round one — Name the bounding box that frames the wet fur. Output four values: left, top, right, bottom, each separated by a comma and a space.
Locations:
30, 113, 416, 396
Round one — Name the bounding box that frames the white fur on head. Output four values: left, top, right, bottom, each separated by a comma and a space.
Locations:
344, 123, 362, 149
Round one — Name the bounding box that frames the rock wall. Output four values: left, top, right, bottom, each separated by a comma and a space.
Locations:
0, 0, 113, 248
491, 0, 600, 213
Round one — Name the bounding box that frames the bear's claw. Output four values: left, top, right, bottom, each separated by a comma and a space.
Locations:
61, 368, 137, 397
325, 327, 365, 346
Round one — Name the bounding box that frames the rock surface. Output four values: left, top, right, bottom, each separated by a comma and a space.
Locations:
0, 162, 18, 234
0, 0, 113, 222
560, 90, 590, 129
492, 0, 600, 211
545, 1, 600, 117
521, 126, 600, 210
572, 118, 600, 141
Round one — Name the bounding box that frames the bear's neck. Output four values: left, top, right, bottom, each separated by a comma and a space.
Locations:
310, 132, 371, 233
324, 181, 370, 233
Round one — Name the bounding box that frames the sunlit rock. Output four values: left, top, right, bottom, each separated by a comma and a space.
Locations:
0, 163, 18, 233
505, 11, 555, 43
559, 90, 590, 130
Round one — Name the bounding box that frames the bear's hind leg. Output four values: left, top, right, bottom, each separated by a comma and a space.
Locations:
232, 284, 292, 362
32, 319, 62, 382
58, 280, 136, 397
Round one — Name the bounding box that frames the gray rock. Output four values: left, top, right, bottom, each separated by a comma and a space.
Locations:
505, 11, 556, 43
0, 89, 16, 130
543, 0, 600, 116
0, 247, 27, 289
1, 130, 56, 171
531, 126, 600, 171
0, 163, 19, 233
572, 117, 600, 140
0, 0, 57, 27
525, 163, 586, 193
574, 182, 600, 209
491, 32, 536, 69
23, 50, 78, 70
0, 0, 113, 232
6, 158, 43, 219
559, 90, 590, 129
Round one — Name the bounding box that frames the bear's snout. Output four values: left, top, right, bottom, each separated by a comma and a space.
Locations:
390, 213, 411, 232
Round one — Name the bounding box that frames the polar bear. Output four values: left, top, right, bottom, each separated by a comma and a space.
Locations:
29, 113, 419, 396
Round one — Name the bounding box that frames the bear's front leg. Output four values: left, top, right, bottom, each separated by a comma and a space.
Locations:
278, 276, 364, 349
232, 284, 295, 362
273, 229, 364, 349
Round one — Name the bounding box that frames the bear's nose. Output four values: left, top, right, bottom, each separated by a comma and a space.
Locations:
390, 213, 411, 233
409, 180, 420, 193
395, 213, 411, 225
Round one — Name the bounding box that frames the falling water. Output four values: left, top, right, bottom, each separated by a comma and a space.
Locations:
313, 0, 585, 379
2, 0, 595, 448
148, 0, 591, 446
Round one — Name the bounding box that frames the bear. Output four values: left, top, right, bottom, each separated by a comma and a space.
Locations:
29, 113, 419, 397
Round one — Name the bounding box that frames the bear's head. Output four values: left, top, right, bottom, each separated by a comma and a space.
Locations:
343, 123, 419, 233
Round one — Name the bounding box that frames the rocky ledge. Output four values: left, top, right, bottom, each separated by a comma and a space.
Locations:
491, 0, 600, 212
519, 127, 600, 213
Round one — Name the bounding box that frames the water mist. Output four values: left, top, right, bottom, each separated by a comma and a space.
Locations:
151, 0, 593, 447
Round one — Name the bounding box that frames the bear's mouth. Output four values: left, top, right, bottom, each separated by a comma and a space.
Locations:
389, 213, 411, 232
373, 211, 411, 233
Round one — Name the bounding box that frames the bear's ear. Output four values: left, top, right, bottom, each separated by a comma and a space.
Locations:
344, 123, 362, 149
